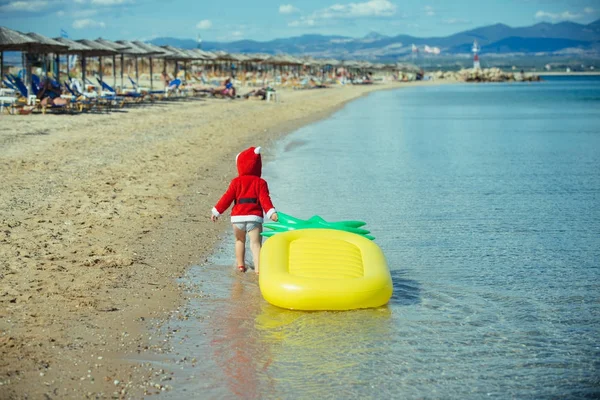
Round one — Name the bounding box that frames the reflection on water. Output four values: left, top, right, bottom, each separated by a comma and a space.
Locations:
156, 79, 599, 399
209, 279, 265, 399
254, 304, 392, 399
157, 263, 394, 400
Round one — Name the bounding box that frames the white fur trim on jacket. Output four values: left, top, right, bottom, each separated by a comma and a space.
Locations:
231, 215, 264, 223
212, 207, 220, 217
265, 208, 276, 219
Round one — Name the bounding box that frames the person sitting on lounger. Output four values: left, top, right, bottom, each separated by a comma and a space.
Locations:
219, 78, 236, 98
37, 78, 68, 107
242, 86, 275, 100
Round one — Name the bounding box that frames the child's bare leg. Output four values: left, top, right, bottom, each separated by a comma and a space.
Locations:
233, 224, 246, 270
247, 225, 263, 274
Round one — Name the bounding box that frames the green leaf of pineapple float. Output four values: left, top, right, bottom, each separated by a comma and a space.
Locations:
262, 211, 375, 240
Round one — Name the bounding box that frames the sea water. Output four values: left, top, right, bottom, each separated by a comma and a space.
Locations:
155, 77, 600, 399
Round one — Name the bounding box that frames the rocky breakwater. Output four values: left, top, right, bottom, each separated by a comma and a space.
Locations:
432, 68, 541, 82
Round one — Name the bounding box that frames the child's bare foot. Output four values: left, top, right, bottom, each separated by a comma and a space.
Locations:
237, 265, 247, 272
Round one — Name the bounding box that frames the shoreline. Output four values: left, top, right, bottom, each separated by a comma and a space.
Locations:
536, 71, 600, 76
0, 81, 447, 398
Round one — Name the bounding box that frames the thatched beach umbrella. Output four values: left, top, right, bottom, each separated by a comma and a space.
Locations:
132, 41, 172, 90
138, 45, 175, 83
395, 62, 421, 73
1, 27, 68, 95
95, 38, 129, 88
186, 48, 212, 61
24, 32, 68, 53
195, 49, 217, 60
184, 49, 213, 77
160, 45, 194, 78
53, 37, 94, 82
178, 49, 206, 79
0, 27, 33, 94
0, 26, 36, 51
133, 41, 173, 82
212, 50, 235, 61
211, 51, 238, 76
53, 37, 93, 83
77, 39, 115, 82
244, 53, 269, 62
115, 40, 157, 89
53, 37, 92, 53
24, 32, 69, 80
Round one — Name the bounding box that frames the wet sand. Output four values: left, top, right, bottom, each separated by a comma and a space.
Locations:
0, 81, 443, 398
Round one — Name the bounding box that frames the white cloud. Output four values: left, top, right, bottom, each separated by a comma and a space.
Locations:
443, 18, 470, 25
196, 19, 212, 29
56, 8, 98, 18
584, 7, 595, 14
534, 10, 583, 21
279, 4, 299, 14
91, 0, 128, 4
72, 18, 106, 29
319, 0, 396, 18
424, 5, 434, 16
288, 19, 315, 27
0, 0, 49, 12
72, 0, 131, 4
288, 0, 396, 27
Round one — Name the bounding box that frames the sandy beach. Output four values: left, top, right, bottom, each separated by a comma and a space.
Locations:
0, 81, 441, 399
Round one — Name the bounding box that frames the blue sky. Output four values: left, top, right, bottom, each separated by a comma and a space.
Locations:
0, 0, 598, 42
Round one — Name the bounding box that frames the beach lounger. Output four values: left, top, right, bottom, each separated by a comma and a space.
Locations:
5, 74, 37, 105
65, 77, 118, 111
62, 83, 99, 112
27, 75, 74, 114
2, 79, 18, 94
1, 79, 19, 113
128, 76, 164, 97
0, 94, 16, 114
97, 78, 142, 105
165, 78, 183, 97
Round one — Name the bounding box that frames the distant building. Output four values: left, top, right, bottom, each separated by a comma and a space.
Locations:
473, 54, 480, 69
472, 40, 481, 69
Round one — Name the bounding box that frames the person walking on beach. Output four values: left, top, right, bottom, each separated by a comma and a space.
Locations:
211, 146, 278, 274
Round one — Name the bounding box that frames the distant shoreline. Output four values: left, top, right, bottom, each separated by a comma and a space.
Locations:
537, 72, 600, 76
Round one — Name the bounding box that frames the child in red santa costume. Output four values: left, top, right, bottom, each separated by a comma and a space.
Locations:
211, 146, 278, 274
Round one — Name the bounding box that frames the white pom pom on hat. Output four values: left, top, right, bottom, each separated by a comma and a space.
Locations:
236, 146, 261, 161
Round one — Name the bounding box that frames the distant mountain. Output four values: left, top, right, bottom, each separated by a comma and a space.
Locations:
451, 37, 594, 54
150, 37, 198, 48
363, 32, 389, 41
150, 19, 600, 60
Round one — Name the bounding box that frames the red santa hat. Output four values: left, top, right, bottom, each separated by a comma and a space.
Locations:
236, 146, 262, 177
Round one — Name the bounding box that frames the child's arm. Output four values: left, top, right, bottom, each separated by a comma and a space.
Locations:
212, 180, 237, 221
258, 179, 277, 221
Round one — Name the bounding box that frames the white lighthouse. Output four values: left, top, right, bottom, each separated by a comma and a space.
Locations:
472, 40, 481, 69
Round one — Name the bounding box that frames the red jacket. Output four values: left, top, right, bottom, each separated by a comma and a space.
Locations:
212, 147, 276, 223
